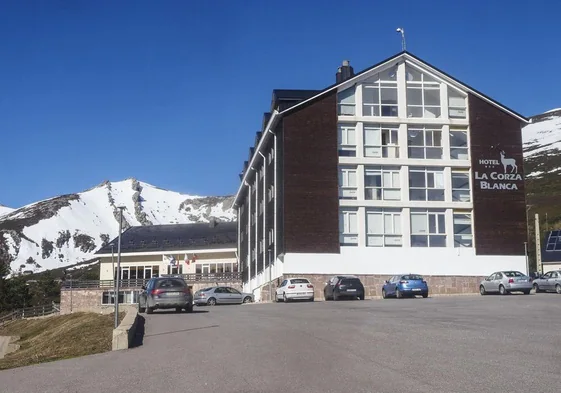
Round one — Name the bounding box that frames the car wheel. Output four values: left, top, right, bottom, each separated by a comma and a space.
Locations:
207, 297, 217, 306
499, 285, 507, 295
185, 305, 193, 313
382, 289, 387, 299
533, 283, 540, 293
396, 289, 402, 299
556, 284, 561, 294
146, 306, 154, 314
275, 293, 281, 302
359, 294, 365, 300
175, 307, 182, 313
333, 293, 339, 301
479, 285, 487, 296
523, 290, 531, 295
309, 297, 314, 302
422, 293, 428, 298
243, 296, 252, 304
283, 293, 289, 303
138, 303, 146, 313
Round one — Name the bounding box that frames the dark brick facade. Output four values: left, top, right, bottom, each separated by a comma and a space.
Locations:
281, 90, 340, 254
468, 93, 527, 255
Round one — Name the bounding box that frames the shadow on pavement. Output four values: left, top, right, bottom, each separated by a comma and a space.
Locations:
145, 324, 219, 338
131, 315, 146, 348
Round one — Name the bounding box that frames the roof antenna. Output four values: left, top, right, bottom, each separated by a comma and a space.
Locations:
396, 28, 406, 51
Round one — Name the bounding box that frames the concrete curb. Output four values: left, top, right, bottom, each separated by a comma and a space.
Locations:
112, 308, 139, 351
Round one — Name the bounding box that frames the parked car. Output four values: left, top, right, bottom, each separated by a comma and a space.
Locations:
532, 270, 561, 294
275, 278, 315, 302
479, 271, 532, 295
382, 274, 428, 299
324, 275, 365, 300
138, 276, 193, 314
193, 286, 254, 306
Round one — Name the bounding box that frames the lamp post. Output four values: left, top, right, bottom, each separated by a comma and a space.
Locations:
524, 242, 529, 275
114, 206, 125, 329
69, 273, 73, 313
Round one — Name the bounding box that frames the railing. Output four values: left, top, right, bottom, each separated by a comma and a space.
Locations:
0, 302, 61, 327
61, 272, 242, 289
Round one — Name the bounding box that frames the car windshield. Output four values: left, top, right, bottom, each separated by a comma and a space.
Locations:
503, 271, 525, 278
156, 279, 186, 288
402, 275, 423, 281
290, 279, 310, 284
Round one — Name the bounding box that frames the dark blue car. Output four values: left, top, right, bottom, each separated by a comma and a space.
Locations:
382, 274, 429, 299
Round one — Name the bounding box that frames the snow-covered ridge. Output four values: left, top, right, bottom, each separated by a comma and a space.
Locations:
0, 205, 14, 218
523, 110, 561, 178
0, 179, 235, 275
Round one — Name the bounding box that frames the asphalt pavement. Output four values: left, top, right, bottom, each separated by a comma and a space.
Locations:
1, 294, 561, 393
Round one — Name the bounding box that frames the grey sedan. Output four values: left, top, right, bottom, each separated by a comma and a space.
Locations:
533, 270, 561, 294
194, 286, 254, 306
480, 271, 533, 295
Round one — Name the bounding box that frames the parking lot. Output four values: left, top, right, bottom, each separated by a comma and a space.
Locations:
1, 293, 561, 393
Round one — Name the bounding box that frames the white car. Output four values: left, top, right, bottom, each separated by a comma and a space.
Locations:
275, 278, 315, 302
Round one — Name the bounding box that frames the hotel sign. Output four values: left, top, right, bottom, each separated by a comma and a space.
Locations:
474, 149, 522, 190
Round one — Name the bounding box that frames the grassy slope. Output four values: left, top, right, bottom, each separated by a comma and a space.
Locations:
0, 311, 124, 370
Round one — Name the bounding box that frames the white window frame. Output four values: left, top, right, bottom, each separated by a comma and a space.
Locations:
448, 87, 467, 119
410, 209, 447, 247
409, 167, 445, 201
339, 208, 358, 246
407, 126, 443, 159
406, 65, 441, 118
364, 124, 399, 158
268, 228, 274, 246
449, 128, 469, 160
362, 69, 399, 117
453, 211, 473, 248
337, 87, 356, 116
339, 166, 358, 200
451, 171, 471, 202
364, 166, 401, 201
338, 124, 357, 157
365, 208, 402, 247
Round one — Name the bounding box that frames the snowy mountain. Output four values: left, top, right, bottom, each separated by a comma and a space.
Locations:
0, 179, 235, 275
523, 108, 561, 235
0, 205, 14, 218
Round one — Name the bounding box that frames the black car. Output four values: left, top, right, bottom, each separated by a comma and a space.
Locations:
324, 275, 365, 300
138, 276, 193, 314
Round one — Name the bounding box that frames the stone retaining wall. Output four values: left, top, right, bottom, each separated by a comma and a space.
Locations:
260, 274, 485, 301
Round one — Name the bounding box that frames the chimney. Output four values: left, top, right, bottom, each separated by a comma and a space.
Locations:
336, 60, 354, 83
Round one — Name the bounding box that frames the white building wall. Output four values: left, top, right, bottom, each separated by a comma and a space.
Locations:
283, 249, 525, 277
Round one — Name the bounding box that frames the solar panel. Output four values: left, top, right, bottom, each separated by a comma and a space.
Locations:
547, 244, 555, 251
552, 230, 560, 237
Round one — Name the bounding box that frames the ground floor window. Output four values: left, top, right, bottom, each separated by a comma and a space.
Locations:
114, 265, 159, 280
366, 208, 402, 247
453, 212, 473, 247
195, 262, 239, 275
340, 208, 358, 245
101, 290, 140, 305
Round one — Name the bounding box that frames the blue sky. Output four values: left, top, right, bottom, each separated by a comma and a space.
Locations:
1, 0, 559, 208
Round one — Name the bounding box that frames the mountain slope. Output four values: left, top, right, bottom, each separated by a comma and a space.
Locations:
0, 179, 235, 275
0, 205, 14, 218
523, 109, 561, 262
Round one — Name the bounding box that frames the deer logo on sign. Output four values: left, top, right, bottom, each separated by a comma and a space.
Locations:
499, 150, 518, 174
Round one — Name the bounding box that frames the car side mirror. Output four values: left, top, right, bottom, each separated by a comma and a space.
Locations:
384, 280, 390, 284
141, 285, 146, 290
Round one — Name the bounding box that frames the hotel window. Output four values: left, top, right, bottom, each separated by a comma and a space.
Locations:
337, 87, 355, 116
268, 148, 274, 164
411, 209, 446, 247
268, 229, 274, 246
451, 171, 471, 202
366, 208, 402, 247
407, 126, 443, 159
364, 125, 399, 158
453, 212, 473, 247
364, 166, 401, 200
448, 87, 467, 119
406, 65, 441, 118
409, 167, 445, 201
267, 185, 274, 202
339, 167, 357, 200
259, 198, 264, 214
167, 264, 183, 275
259, 167, 264, 180
339, 208, 358, 246
362, 68, 398, 117
338, 124, 356, 157
449, 129, 469, 160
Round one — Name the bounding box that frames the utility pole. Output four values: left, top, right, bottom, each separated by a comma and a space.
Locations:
535, 213, 542, 275
268, 247, 273, 302
114, 207, 125, 328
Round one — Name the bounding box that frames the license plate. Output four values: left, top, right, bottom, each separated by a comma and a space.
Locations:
347, 289, 356, 292
165, 292, 182, 296
518, 280, 527, 282
413, 288, 421, 291
297, 292, 305, 295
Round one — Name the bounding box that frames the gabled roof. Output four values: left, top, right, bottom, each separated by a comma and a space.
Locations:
96, 222, 237, 255
232, 50, 529, 208
281, 51, 528, 122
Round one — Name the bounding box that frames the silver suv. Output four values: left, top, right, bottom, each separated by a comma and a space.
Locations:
138, 276, 193, 314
